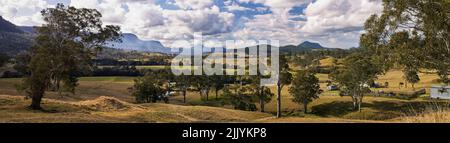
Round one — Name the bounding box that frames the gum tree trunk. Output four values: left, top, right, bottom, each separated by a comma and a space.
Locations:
215, 89, 219, 100
276, 83, 282, 118
303, 102, 308, 114
183, 90, 186, 103
30, 87, 44, 110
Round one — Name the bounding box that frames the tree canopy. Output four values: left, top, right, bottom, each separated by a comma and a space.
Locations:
289, 69, 322, 114
330, 53, 382, 111
22, 3, 121, 110
360, 0, 450, 84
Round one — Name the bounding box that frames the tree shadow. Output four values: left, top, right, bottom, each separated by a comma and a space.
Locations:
311, 101, 370, 117
311, 99, 449, 120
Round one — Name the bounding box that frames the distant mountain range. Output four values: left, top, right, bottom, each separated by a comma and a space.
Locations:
0, 16, 34, 55
279, 41, 326, 54
1, 16, 333, 56
108, 33, 172, 54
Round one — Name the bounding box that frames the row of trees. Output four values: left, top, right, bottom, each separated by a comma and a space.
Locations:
93, 58, 170, 66
130, 62, 323, 116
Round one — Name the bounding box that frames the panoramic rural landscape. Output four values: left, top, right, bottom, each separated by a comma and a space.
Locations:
0, 0, 449, 123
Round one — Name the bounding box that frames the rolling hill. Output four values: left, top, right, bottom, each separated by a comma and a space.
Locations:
0, 16, 34, 55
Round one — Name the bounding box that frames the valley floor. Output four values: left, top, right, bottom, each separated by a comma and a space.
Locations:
1, 69, 449, 123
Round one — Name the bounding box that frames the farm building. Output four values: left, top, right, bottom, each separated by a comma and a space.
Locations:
430, 86, 450, 99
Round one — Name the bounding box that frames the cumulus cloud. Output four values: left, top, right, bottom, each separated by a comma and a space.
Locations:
0, 0, 50, 26
174, 0, 214, 10
70, 0, 130, 25
170, 6, 235, 35
229, 0, 310, 45
125, 3, 165, 28
225, 1, 253, 11
300, 0, 383, 34
238, 0, 311, 13
118, 1, 235, 46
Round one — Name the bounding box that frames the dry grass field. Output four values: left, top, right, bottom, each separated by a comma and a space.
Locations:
0, 58, 449, 123
0, 95, 273, 123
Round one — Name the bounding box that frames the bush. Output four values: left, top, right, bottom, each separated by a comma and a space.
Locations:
1, 71, 24, 78
222, 86, 257, 111
129, 73, 169, 103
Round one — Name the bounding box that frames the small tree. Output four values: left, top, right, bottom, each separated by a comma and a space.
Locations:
248, 75, 274, 113
174, 74, 190, 103
257, 86, 274, 113
330, 54, 381, 112
289, 69, 322, 114
130, 73, 167, 103
403, 69, 420, 90
222, 84, 257, 111
276, 55, 293, 118
211, 75, 227, 100
190, 75, 213, 101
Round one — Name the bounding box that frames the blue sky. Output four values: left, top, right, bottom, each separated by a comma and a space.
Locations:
0, 0, 383, 48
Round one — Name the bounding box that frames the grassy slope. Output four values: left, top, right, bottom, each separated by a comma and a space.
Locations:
0, 95, 273, 123
2, 95, 383, 123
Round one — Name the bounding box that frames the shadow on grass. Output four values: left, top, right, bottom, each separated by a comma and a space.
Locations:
310, 100, 447, 120
311, 101, 369, 117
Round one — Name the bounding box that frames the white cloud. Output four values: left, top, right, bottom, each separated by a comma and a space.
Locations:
174, 0, 214, 10
69, 0, 99, 9
70, 0, 130, 25
125, 3, 164, 28
225, 1, 253, 11
227, 4, 253, 11
119, 1, 235, 46
301, 0, 383, 34
0, 0, 50, 26
230, 0, 310, 45
238, 0, 311, 14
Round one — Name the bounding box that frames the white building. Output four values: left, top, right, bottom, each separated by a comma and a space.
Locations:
430, 86, 450, 99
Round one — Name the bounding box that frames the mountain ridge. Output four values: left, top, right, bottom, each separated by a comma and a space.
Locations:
108, 33, 173, 54
0, 16, 24, 34
0, 16, 33, 55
